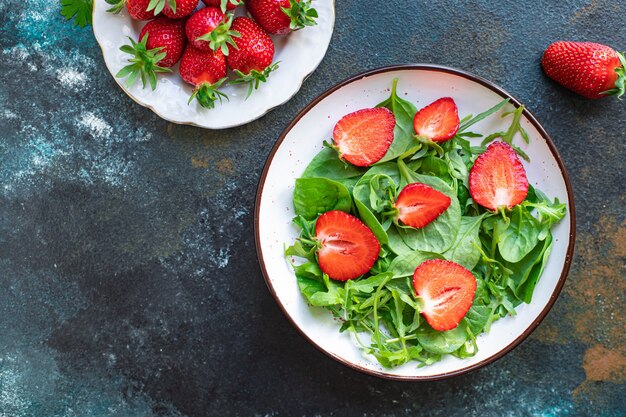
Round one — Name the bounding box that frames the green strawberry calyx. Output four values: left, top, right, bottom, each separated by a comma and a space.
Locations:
230, 62, 280, 98
220, 0, 243, 13
195, 13, 241, 56
147, 0, 177, 15
600, 51, 626, 99
281, 0, 318, 31
116, 33, 172, 91
105, 0, 127, 14
189, 77, 229, 109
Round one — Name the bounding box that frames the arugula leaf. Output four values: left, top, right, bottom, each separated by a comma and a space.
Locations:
376, 79, 419, 162
293, 178, 352, 220
61, 0, 93, 28
458, 99, 510, 132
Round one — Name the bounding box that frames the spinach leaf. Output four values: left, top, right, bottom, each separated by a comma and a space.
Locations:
387, 225, 414, 256
417, 325, 468, 354
302, 147, 365, 184
462, 304, 491, 335
293, 178, 352, 220
516, 231, 553, 303
387, 250, 440, 278
354, 199, 389, 244
496, 205, 541, 263
351, 272, 394, 294
376, 79, 418, 163
443, 214, 487, 270
395, 165, 461, 253
418, 156, 449, 178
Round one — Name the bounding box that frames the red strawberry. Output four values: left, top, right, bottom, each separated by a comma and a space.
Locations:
106, 0, 159, 20
541, 41, 626, 99
227, 17, 278, 97
413, 97, 460, 143
147, 0, 199, 18
394, 183, 451, 228
139, 18, 187, 67
412, 259, 476, 331
179, 45, 228, 108
246, 0, 318, 35
116, 17, 186, 90
469, 141, 528, 211
202, 0, 243, 11
315, 210, 381, 281
185, 8, 240, 55
332, 108, 396, 167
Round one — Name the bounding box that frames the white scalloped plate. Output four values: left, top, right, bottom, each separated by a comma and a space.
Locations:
92, 0, 335, 129
255, 65, 576, 380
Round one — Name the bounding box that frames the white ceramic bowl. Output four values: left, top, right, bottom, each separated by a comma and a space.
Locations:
255, 65, 576, 380
92, 0, 335, 129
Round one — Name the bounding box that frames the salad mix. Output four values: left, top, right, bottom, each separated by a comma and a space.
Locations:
285, 79, 566, 368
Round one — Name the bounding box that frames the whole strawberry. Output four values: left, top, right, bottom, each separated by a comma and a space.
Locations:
117, 17, 186, 89
227, 17, 278, 97
202, 0, 243, 12
147, 0, 199, 18
179, 45, 228, 108
246, 0, 317, 35
185, 8, 240, 55
542, 41, 625, 99
106, 0, 159, 20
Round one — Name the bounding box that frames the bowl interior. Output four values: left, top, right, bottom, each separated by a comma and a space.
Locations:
256, 66, 574, 379
92, 0, 335, 129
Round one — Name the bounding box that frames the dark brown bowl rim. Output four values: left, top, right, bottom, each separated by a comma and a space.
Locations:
254, 64, 576, 381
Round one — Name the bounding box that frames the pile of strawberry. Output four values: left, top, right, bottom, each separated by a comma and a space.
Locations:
107, 0, 318, 108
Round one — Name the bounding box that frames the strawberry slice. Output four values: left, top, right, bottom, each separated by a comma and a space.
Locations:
469, 141, 529, 211
395, 183, 451, 228
333, 108, 396, 167
315, 210, 381, 281
412, 259, 476, 331
413, 97, 460, 143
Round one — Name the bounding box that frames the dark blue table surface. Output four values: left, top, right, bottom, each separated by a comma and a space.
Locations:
1, 0, 625, 415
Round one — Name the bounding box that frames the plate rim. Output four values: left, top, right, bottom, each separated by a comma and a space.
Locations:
254, 64, 577, 381
91, 0, 336, 130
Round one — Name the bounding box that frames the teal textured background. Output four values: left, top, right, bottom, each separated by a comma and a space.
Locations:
0, 0, 624, 416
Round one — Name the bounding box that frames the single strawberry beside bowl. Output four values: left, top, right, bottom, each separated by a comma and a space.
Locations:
202, 0, 243, 11
179, 45, 228, 108
185, 7, 240, 55
106, 0, 160, 20
227, 17, 278, 97
541, 41, 625, 99
117, 17, 187, 89
246, 0, 318, 35
147, 0, 199, 18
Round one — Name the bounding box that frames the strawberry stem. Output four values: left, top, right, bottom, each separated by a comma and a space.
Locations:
116, 34, 172, 90
195, 14, 241, 56
230, 62, 280, 98
188, 77, 229, 109
600, 51, 626, 99
281, 0, 318, 31
105, 0, 125, 14
220, 0, 243, 12
147, 0, 176, 15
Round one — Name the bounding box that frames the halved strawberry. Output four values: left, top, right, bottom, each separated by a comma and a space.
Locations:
395, 183, 451, 228
412, 259, 476, 331
413, 97, 460, 143
469, 141, 529, 211
315, 210, 381, 281
332, 108, 396, 167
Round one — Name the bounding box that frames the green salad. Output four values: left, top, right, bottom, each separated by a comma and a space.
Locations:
285, 79, 567, 368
